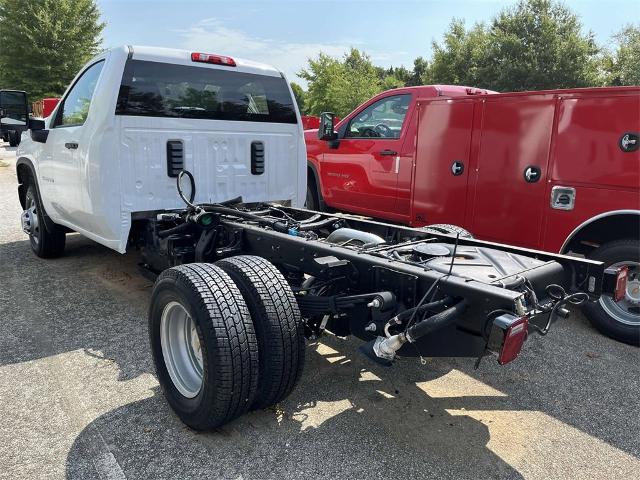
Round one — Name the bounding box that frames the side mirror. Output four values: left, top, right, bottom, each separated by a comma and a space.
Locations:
317, 112, 337, 141
29, 118, 48, 143
29, 118, 45, 130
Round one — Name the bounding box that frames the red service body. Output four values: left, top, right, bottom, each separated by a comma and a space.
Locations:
31, 97, 60, 118
305, 85, 640, 254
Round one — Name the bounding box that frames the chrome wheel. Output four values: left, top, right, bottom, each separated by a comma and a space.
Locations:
160, 301, 204, 398
599, 261, 640, 326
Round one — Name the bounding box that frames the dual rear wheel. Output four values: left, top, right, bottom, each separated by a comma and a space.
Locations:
149, 256, 305, 430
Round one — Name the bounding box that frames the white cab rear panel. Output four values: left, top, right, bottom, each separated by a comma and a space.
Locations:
118, 116, 302, 210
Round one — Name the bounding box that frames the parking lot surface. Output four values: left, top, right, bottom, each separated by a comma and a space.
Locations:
0, 142, 639, 480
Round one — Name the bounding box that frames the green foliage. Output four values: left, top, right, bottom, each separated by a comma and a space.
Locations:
297, 0, 629, 111
299, 48, 397, 117
430, 1, 602, 91
429, 19, 489, 87
290, 82, 307, 114
603, 24, 640, 86
0, 0, 105, 101
407, 57, 430, 86
481, 0, 602, 90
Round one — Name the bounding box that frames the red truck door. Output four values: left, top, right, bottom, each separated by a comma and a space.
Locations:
469, 94, 556, 248
320, 94, 413, 220
411, 99, 475, 226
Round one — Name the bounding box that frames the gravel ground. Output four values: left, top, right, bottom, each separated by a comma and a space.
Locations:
0, 141, 638, 480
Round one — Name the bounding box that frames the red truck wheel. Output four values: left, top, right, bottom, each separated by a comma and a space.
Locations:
305, 184, 317, 210
583, 239, 640, 346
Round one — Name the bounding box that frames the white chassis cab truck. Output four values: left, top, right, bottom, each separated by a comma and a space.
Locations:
14, 46, 625, 430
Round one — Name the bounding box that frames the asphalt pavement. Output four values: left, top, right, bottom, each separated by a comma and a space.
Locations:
0, 142, 638, 480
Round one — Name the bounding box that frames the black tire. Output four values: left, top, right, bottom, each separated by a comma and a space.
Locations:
24, 184, 66, 258
216, 255, 305, 410
583, 239, 640, 346
149, 263, 259, 429
8, 130, 19, 147
305, 181, 319, 211
422, 223, 474, 239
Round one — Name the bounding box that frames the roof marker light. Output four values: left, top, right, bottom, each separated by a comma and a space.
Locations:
191, 52, 236, 67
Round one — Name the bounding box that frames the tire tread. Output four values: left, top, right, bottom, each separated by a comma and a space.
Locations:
216, 255, 305, 409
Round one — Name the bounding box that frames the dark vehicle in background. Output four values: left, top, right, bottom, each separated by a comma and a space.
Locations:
0, 89, 28, 146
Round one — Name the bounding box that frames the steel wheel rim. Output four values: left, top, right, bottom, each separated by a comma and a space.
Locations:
27, 196, 40, 245
599, 261, 640, 326
160, 301, 204, 398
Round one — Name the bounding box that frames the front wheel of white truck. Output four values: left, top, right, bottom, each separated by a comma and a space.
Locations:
23, 184, 66, 258
149, 263, 259, 430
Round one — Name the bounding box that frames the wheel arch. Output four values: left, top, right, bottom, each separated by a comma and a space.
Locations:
561, 210, 640, 254
16, 157, 38, 210
15, 156, 58, 232
306, 160, 325, 210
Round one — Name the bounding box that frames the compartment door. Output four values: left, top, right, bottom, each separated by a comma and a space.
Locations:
470, 95, 556, 248
411, 100, 474, 226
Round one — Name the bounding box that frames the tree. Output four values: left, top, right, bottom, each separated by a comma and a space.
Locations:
603, 24, 640, 86
298, 52, 343, 115
408, 57, 430, 86
482, 0, 601, 90
429, 0, 603, 91
299, 48, 383, 117
0, 0, 105, 100
290, 82, 307, 114
429, 19, 489, 87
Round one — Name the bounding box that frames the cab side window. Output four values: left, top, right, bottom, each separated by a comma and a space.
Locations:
346, 94, 411, 139
56, 60, 105, 127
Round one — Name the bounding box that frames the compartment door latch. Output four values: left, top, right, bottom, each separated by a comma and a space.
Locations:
550, 186, 576, 210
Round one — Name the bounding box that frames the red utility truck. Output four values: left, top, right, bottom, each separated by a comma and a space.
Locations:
305, 85, 640, 345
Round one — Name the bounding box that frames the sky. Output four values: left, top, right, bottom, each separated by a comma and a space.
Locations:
97, 0, 638, 85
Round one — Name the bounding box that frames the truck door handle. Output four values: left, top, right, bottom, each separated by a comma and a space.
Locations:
524, 165, 541, 183
379, 149, 397, 156
65, 142, 78, 150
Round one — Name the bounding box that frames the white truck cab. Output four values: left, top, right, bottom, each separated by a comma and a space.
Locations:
17, 45, 306, 253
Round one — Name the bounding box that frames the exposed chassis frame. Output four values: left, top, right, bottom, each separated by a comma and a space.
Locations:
138, 204, 608, 360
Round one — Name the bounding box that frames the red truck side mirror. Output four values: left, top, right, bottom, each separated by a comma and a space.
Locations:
318, 112, 338, 141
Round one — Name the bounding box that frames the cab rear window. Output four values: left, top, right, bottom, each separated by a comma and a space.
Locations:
116, 60, 297, 124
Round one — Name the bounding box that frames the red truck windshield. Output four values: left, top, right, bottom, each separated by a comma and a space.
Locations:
116, 60, 297, 124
